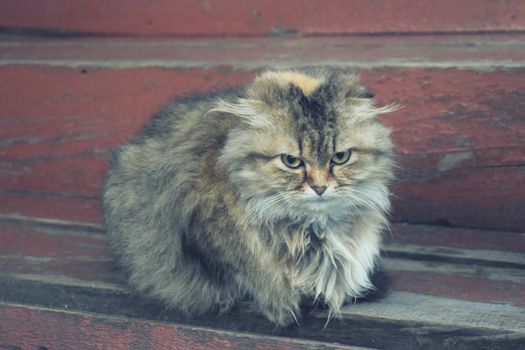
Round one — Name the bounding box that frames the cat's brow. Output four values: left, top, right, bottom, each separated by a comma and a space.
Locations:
245, 152, 277, 161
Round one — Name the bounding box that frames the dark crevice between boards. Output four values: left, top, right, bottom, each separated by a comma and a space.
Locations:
390, 218, 524, 235
2, 26, 525, 40
382, 249, 525, 270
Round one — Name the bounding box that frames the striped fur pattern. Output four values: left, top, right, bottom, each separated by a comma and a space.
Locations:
103, 67, 397, 326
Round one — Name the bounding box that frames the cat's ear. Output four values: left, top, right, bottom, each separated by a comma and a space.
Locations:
207, 98, 272, 127
340, 76, 401, 117
347, 98, 402, 121
340, 74, 375, 100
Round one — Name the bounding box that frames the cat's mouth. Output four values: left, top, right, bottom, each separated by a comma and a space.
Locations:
300, 194, 337, 211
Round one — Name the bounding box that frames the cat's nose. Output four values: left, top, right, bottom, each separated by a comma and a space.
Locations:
310, 184, 327, 196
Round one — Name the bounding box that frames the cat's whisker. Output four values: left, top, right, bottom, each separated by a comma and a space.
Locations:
263, 196, 292, 227
247, 193, 284, 215
339, 197, 365, 216
344, 185, 389, 213
245, 192, 292, 227
339, 190, 383, 219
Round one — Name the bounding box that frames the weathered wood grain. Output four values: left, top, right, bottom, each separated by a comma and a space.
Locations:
338, 291, 525, 332
387, 267, 525, 307
1, 278, 524, 350
386, 223, 525, 253
0, 219, 116, 285
0, 193, 102, 225
0, 0, 524, 36
1, 57, 524, 230
0, 304, 365, 350
1, 219, 524, 349
1, 5, 523, 349
386, 243, 525, 269
2, 35, 525, 69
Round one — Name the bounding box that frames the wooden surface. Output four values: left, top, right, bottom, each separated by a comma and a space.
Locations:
2, 35, 525, 69
1, 35, 524, 231
0, 217, 524, 350
0, 304, 367, 350
0, 0, 524, 36
1, 3, 524, 347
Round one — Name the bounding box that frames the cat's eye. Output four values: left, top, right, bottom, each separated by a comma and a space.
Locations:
331, 149, 352, 165
281, 154, 304, 169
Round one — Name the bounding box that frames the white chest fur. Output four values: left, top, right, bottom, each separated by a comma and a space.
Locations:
288, 220, 382, 314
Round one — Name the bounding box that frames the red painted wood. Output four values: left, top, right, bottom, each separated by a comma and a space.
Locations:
1, 254, 116, 284
389, 270, 525, 307
0, 66, 254, 196
0, 221, 114, 283
362, 68, 525, 231
392, 168, 525, 230
0, 304, 355, 350
0, 0, 524, 36
2, 35, 525, 65
0, 193, 102, 224
1, 63, 524, 230
389, 224, 525, 254
0, 222, 107, 257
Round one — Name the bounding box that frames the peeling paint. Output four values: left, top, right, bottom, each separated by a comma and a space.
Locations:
437, 151, 475, 172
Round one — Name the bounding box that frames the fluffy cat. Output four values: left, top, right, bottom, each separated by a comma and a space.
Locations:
103, 67, 396, 326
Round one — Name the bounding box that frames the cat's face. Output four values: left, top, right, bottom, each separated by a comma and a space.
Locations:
218, 69, 396, 224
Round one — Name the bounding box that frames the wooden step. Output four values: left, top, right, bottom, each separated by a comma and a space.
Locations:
1, 217, 523, 349
0, 0, 524, 36
2, 3, 523, 348
1, 35, 524, 231
0, 303, 368, 350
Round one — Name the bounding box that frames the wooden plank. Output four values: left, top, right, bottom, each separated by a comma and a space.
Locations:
1, 58, 524, 230
0, 219, 115, 285
0, 0, 524, 36
0, 65, 254, 196
386, 223, 525, 254
0, 304, 366, 350
2, 35, 525, 69
339, 291, 525, 332
386, 264, 525, 307
1, 219, 524, 307
362, 67, 525, 232
0, 278, 523, 350
0, 215, 112, 288
386, 258, 525, 284
0, 193, 102, 224
386, 243, 525, 269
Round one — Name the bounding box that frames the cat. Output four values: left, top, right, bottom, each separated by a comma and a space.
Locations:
102, 67, 397, 326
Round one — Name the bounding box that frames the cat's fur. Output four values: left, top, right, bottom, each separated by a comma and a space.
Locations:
103, 67, 396, 326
